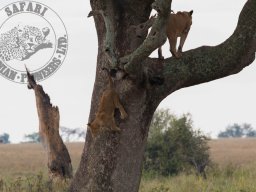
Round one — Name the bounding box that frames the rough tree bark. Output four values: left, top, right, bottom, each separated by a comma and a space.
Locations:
70, 0, 256, 191
26, 69, 73, 180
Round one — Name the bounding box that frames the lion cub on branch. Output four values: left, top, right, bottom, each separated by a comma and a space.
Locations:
88, 68, 128, 138
158, 10, 193, 59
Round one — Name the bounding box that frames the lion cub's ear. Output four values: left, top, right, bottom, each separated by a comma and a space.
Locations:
189, 10, 193, 16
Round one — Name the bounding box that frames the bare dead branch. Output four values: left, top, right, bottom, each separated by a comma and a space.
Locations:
26, 65, 36, 89
26, 69, 73, 180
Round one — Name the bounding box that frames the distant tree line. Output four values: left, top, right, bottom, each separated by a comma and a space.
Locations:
60, 126, 85, 142
24, 132, 41, 143
143, 109, 210, 179
0, 133, 10, 144
218, 123, 256, 138
23, 126, 85, 143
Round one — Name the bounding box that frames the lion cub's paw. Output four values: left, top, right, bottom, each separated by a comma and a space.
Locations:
174, 52, 182, 59
121, 112, 128, 120
159, 55, 164, 60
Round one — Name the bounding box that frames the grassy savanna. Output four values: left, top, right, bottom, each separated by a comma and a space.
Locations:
0, 139, 256, 191
0, 143, 83, 192
140, 138, 256, 192
0, 143, 83, 178
209, 138, 256, 166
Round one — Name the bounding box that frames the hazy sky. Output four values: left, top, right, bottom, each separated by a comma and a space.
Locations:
0, 0, 253, 143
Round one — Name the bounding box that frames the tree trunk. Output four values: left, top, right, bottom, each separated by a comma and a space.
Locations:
27, 70, 73, 180
70, 0, 256, 191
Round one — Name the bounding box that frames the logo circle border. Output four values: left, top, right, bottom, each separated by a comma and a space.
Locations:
0, 0, 68, 84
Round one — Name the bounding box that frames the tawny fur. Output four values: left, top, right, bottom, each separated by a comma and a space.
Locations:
88, 69, 128, 138
158, 10, 193, 59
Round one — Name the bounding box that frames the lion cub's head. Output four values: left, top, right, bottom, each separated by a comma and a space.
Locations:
176, 10, 193, 29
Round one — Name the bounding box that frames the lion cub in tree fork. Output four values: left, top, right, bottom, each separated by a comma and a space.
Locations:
158, 10, 193, 59
88, 68, 128, 138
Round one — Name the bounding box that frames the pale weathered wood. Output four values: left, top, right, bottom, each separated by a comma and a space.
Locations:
26, 69, 73, 180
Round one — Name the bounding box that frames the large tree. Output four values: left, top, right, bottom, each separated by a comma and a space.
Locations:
69, 0, 256, 191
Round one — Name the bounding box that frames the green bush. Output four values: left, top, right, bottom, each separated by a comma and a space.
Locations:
144, 109, 210, 177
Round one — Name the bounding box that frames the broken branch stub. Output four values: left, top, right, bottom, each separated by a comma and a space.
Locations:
26, 69, 73, 180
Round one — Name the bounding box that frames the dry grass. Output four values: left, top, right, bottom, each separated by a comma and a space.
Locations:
1, 138, 256, 177
0, 138, 256, 191
208, 138, 256, 166
139, 138, 256, 192
0, 142, 84, 178
139, 165, 256, 192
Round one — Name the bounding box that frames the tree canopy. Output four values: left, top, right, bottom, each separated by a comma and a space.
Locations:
218, 123, 256, 138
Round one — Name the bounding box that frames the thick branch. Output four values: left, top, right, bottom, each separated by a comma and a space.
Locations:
148, 0, 256, 101
26, 69, 72, 180
119, 0, 172, 74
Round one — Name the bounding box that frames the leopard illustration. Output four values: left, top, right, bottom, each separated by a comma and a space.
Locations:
0, 25, 52, 62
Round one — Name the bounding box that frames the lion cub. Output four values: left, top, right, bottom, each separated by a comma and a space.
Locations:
158, 10, 193, 59
88, 68, 128, 138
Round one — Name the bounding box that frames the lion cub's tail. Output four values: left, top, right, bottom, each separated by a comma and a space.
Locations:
102, 67, 114, 89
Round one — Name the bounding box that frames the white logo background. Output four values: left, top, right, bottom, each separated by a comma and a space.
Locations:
0, 1, 68, 83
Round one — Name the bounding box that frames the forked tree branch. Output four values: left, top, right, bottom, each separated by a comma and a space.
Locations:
89, 0, 172, 76
119, 0, 172, 74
